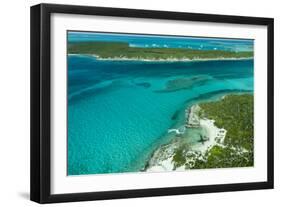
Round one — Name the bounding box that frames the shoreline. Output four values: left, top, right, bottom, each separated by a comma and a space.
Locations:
145, 101, 227, 172
145, 93, 254, 172
69, 53, 253, 62
145, 102, 227, 172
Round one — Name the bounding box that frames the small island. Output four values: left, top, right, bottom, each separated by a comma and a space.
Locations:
68, 42, 253, 61
146, 94, 254, 171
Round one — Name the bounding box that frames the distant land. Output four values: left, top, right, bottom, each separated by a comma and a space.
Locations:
68, 41, 254, 61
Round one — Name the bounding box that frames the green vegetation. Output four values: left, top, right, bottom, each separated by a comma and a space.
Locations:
68, 42, 253, 60
199, 94, 254, 151
171, 94, 254, 169
173, 144, 190, 168
192, 145, 253, 169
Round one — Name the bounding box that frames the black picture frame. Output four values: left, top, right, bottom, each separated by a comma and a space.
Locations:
30, 3, 274, 204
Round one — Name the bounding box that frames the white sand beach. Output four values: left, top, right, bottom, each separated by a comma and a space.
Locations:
145, 104, 227, 172
92, 54, 253, 62
192, 118, 226, 153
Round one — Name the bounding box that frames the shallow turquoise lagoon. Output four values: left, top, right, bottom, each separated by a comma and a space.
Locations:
67, 56, 253, 175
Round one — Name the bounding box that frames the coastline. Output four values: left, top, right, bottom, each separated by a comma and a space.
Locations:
68, 53, 253, 62
146, 104, 227, 172
145, 93, 253, 172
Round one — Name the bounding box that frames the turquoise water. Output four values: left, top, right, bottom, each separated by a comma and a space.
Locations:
67, 55, 254, 175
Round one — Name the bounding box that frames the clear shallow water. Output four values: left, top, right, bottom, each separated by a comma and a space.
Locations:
67, 56, 253, 175
68, 32, 253, 52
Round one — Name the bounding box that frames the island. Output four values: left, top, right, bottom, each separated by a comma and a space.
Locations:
145, 94, 254, 172
68, 42, 253, 61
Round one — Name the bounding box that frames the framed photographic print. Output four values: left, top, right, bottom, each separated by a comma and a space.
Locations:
30, 3, 274, 203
